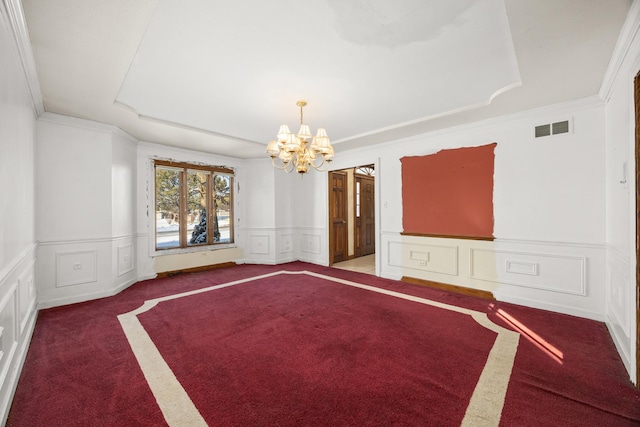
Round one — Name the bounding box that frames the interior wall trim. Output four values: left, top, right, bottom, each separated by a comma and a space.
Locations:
385, 230, 606, 250
607, 242, 632, 264
1, 0, 44, 116
340, 96, 603, 158
37, 277, 137, 310
38, 234, 137, 246
599, 0, 640, 101
0, 244, 36, 286
469, 248, 587, 296
38, 112, 138, 145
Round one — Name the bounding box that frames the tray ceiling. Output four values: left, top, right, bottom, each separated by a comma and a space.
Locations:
22, 0, 632, 158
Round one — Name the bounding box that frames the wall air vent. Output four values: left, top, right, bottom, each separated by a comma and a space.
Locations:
535, 124, 551, 138
534, 118, 572, 138
552, 120, 570, 135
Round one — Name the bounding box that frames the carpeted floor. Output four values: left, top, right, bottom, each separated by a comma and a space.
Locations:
6, 262, 640, 426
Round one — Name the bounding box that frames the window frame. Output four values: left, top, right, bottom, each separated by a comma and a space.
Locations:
153, 159, 235, 252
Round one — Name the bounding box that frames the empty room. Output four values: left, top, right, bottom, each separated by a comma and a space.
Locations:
1, 0, 640, 425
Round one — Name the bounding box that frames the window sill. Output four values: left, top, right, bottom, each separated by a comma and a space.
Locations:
152, 243, 237, 257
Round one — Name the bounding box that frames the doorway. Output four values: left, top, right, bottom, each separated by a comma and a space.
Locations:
329, 165, 376, 272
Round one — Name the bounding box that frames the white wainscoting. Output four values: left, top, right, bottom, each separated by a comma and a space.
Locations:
116, 243, 134, 277
37, 236, 137, 308
380, 232, 606, 321
241, 228, 276, 264
240, 227, 326, 265
0, 244, 37, 424
297, 227, 327, 266
605, 244, 633, 375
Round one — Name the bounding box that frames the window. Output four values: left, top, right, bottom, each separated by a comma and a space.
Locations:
154, 160, 234, 250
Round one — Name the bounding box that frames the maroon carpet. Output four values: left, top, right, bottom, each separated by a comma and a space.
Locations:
6, 262, 640, 426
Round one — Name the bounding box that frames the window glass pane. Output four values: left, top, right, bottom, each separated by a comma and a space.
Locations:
187, 170, 209, 246
213, 174, 232, 243
356, 181, 361, 217
155, 167, 181, 249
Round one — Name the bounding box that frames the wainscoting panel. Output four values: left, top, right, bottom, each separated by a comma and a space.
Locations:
275, 230, 296, 264
470, 249, 586, 295
280, 233, 293, 254
240, 228, 276, 264
250, 235, 270, 255
38, 236, 137, 309
301, 233, 321, 255
241, 227, 321, 265
0, 245, 37, 425
388, 241, 458, 276
17, 264, 35, 335
296, 228, 326, 265
56, 250, 97, 287
117, 244, 134, 277
380, 232, 606, 321
605, 244, 632, 376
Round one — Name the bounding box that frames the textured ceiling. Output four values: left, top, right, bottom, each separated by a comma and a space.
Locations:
22, 0, 632, 158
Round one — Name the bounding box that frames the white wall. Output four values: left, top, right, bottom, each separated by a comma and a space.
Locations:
323, 97, 607, 322
601, 1, 640, 383
0, 2, 38, 422
35, 114, 138, 307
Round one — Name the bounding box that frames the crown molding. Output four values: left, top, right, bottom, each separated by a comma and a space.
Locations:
38, 112, 139, 146
599, 0, 640, 102
340, 95, 604, 156
2, 0, 44, 116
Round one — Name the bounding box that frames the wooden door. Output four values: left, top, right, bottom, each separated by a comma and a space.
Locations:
329, 171, 348, 264
360, 175, 375, 256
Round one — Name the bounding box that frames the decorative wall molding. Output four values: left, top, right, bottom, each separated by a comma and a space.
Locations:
37, 278, 137, 311
280, 233, 294, 254
469, 248, 587, 296
0, 246, 37, 425
340, 96, 603, 157
1, 0, 44, 116
387, 240, 459, 276
39, 235, 136, 246
117, 244, 134, 276
380, 231, 607, 250
0, 244, 36, 288
17, 263, 35, 335
300, 234, 321, 255
38, 112, 138, 146
55, 250, 98, 288
379, 233, 605, 321
249, 235, 270, 255
599, 0, 640, 101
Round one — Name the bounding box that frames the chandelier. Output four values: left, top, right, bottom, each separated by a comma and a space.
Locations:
266, 100, 335, 174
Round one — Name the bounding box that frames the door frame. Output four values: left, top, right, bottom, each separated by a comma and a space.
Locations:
634, 70, 640, 387
327, 160, 380, 276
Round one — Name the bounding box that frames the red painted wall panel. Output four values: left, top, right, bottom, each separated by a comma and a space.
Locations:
401, 143, 495, 238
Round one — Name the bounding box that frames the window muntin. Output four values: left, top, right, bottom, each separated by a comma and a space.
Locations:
154, 161, 234, 251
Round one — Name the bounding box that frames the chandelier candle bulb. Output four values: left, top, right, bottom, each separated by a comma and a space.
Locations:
266, 100, 335, 174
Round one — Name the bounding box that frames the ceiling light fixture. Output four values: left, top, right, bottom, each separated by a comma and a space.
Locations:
266, 100, 335, 174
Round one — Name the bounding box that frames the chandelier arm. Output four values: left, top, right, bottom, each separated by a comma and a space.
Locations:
310, 157, 331, 172
271, 156, 294, 173
309, 155, 326, 169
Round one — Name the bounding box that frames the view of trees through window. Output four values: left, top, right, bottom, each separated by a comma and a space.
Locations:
155, 161, 233, 250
